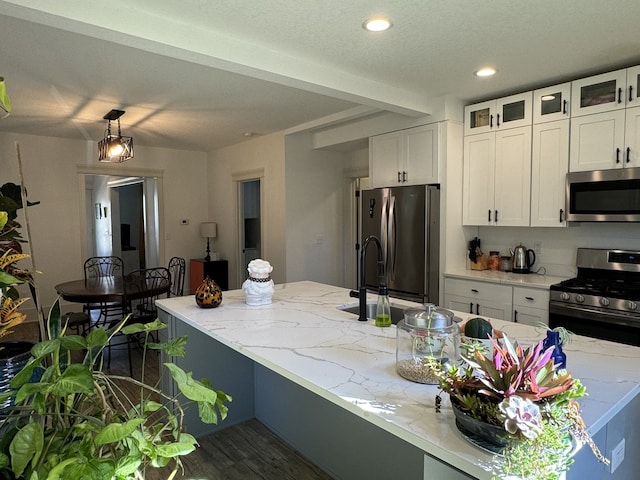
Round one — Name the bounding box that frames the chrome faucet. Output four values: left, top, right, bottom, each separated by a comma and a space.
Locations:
349, 235, 385, 321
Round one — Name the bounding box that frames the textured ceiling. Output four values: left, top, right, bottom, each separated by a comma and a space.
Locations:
1, 0, 640, 152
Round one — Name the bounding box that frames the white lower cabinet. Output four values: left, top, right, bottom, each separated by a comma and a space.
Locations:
512, 286, 549, 326
443, 278, 512, 320
444, 278, 550, 325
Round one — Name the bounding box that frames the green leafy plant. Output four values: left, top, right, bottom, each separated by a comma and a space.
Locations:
0, 181, 39, 341
0, 298, 231, 480
430, 335, 608, 480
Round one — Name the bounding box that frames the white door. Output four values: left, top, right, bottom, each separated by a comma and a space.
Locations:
531, 120, 569, 227
463, 132, 495, 225
494, 126, 532, 226
569, 110, 626, 171
624, 106, 640, 167
369, 132, 402, 187
404, 123, 439, 185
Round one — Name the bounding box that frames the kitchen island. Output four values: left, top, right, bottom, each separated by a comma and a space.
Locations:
156, 281, 640, 480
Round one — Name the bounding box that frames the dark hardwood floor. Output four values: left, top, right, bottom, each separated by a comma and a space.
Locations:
107, 344, 334, 480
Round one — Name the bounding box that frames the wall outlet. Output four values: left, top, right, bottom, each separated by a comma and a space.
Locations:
533, 241, 542, 255
610, 438, 625, 473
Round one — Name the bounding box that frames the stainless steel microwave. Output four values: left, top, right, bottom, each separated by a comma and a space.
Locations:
566, 167, 640, 222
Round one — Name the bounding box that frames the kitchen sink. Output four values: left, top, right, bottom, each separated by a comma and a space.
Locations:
337, 302, 406, 325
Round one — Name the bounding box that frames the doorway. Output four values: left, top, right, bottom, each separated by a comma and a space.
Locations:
239, 179, 261, 281
83, 173, 160, 273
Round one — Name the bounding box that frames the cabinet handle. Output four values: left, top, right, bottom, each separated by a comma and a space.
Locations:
495, 210, 499, 223
476, 304, 480, 315
562, 100, 567, 115
469, 302, 473, 314
525, 296, 534, 301
402, 171, 408, 182
471, 289, 479, 293
627, 147, 631, 163
616, 148, 621, 163
496, 113, 500, 127
488, 209, 492, 222
397, 171, 402, 182
514, 310, 518, 322
618, 87, 622, 104
559, 208, 564, 223
630, 85, 634, 103
490, 115, 494, 128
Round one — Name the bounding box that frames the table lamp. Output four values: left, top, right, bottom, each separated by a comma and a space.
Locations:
200, 222, 217, 261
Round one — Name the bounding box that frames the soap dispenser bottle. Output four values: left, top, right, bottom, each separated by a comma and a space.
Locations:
375, 285, 392, 327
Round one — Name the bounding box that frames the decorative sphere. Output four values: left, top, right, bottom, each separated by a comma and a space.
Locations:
195, 277, 222, 308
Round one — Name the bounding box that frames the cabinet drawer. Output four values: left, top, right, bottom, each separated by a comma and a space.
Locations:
444, 278, 511, 303
512, 286, 549, 307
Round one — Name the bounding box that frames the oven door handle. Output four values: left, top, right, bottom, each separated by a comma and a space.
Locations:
549, 302, 640, 329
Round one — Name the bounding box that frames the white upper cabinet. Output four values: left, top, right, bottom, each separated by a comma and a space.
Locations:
369, 123, 439, 188
463, 126, 531, 226
464, 92, 532, 136
570, 110, 626, 171
531, 119, 569, 226
626, 65, 640, 107
571, 69, 627, 117
533, 83, 571, 123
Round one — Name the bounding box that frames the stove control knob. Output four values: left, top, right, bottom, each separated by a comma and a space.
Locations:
600, 297, 610, 307
628, 301, 638, 311
575, 294, 585, 303
560, 292, 570, 301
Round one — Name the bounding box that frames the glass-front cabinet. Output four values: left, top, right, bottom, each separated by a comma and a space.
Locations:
464, 92, 532, 136
533, 83, 571, 123
571, 69, 627, 117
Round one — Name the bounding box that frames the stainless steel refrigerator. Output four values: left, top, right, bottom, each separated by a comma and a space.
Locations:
360, 184, 440, 304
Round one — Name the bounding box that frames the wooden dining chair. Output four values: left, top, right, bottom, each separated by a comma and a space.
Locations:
167, 256, 186, 296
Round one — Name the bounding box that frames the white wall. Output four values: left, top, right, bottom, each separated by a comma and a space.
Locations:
284, 132, 348, 286
0, 132, 208, 318
207, 132, 287, 289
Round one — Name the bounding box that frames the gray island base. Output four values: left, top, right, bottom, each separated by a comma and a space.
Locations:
156, 281, 640, 480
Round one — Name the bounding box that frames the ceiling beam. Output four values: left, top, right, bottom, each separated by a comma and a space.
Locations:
0, 0, 432, 117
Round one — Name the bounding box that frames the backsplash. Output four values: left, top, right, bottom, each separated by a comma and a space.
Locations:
466, 223, 640, 278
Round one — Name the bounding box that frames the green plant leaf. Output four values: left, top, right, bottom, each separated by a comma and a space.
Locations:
142, 400, 164, 414
165, 363, 218, 403
51, 364, 94, 396
59, 335, 87, 351
155, 441, 197, 458
32, 338, 60, 358
0, 452, 8, 469
48, 298, 62, 340
85, 328, 109, 348
95, 418, 145, 446
64, 458, 116, 480
9, 422, 43, 478
122, 319, 166, 335
15, 380, 50, 404
150, 334, 187, 356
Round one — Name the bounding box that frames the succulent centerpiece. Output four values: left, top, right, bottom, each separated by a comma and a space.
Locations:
429, 335, 609, 480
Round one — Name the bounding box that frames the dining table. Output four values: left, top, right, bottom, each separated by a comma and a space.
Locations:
55, 275, 171, 304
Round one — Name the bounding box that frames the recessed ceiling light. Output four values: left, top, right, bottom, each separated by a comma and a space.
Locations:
475, 67, 497, 77
363, 17, 392, 32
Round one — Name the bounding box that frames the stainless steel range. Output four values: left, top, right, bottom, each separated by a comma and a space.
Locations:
549, 248, 640, 347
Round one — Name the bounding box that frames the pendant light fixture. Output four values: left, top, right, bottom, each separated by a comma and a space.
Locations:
98, 109, 134, 162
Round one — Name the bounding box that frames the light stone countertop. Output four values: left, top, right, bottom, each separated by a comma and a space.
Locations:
156, 281, 640, 480
444, 268, 570, 289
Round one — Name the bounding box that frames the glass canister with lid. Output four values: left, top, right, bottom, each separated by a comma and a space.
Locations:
396, 304, 460, 384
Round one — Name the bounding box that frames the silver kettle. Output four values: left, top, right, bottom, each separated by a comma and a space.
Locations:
510, 244, 536, 274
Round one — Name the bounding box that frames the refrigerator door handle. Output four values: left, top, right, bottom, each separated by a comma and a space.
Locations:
388, 195, 396, 280
380, 194, 388, 267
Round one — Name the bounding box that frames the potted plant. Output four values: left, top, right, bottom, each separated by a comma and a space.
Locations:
0, 298, 231, 479
429, 335, 609, 480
